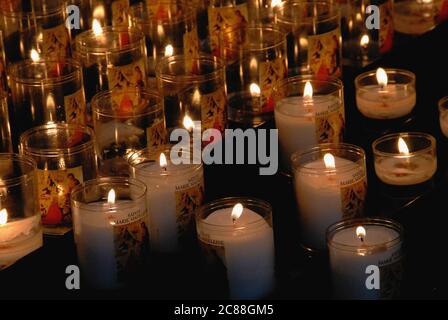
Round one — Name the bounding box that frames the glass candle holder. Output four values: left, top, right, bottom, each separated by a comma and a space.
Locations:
85, 0, 135, 28
8, 59, 86, 148
129, 2, 199, 85
74, 25, 147, 114
291, 143, 367, 251
0, 153, 42, 270
156, 54, 227, 133
221, 25, 287, 124
0, 1, 71, 64
372, 132, 437, 186
394, 0, 442, 36
275, 0, 342, 77
0, 30, 7, 91
0, 93, 12, 152
339, 0, 394, 67
274, 75, 345, 173
71, 176, 149, 289
438, 96, 448, 138
327, 217, 404, 300
128, 145, 204, 253
92, 88, 166, 176
19, 124, 98, 235
355, 68, 416, 120
247, 0, 282, 25
196, 197, 275, 300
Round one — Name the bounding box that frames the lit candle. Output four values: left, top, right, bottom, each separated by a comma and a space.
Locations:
71, 178, 149, 289
196, 198, 275, 299
373, 132, 437, 186
275, 77, 345, 172
292, 144, 367, 251
356, 68, 416, 119
128, 147, 204, 253
327, 218, 404, 299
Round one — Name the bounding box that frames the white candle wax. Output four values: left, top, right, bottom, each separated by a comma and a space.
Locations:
0, 215, 42, 269
329, 225, 402, 299
374, 154, 436, 185
73, 200, 148, 289
199, 207, 275, 299
294, 157, 366, 250
133, 161, 204, 253
356, 84, 416, 119
275, 96, 344, 170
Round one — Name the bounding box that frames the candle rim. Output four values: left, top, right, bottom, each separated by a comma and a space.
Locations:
275, 1, 339, 25
0, 3, 65, 19
355, 68, 416, 89
221, 26, 287, 52
372, 132, 436, 157
0, 154, 36, 188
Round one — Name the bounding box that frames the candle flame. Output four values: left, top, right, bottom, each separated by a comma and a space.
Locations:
304, 81, 313, 100
93, 5, 105, 19
360, 34, 369, 48
376, 68, 388, 87
249, 57, 258, 70
159, 153, 168, 169
323, 153, 335, 169
0, 208, 7, 225
398, 137, 409, 155
30, 49, 40, 62
231, 203, 243, 222
164, 44, 174, 57
107, 189, 116, 205
356, 226, 366, 239
183, 115, 195, 131
250, 83, 261, 96
92, 19, 103, 36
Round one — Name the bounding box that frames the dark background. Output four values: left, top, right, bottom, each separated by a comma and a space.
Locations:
2, 22, 448, 300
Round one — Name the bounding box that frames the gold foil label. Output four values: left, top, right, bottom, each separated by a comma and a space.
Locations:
314, 100, 345, 143
200, 89, 227, 133
42, 24, 70, 59
259, 58, 287, 113
308, 28, 342, 78
111, 0, 130, 26
146, 119, 167, 148
340, 169, 367, 219
64, 89, 87, 125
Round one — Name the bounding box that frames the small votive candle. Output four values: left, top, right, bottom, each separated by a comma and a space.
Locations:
291, 143, 367, 251
372, 132, 437, 186
327, 218, 404, 300
438, 96, 448, 138
71, 177, 150, 289
196, 197, 275, 300
355, 68, 416, 120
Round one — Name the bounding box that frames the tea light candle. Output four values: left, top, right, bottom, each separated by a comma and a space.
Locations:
291, 144, 367, 251
327, 218, 404, 299
274, 77, 345, 172
355, 68, 416, 119
373, 133, 437, 186
128, 148, 204, 253
438, 96, 448, 138
71, 178, 149, 289
196, 199, 275, 300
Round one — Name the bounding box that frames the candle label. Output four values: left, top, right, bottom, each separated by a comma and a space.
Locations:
200, 88, 227, 134
315, 100, 345, 144
308, 28, 342, 78
208, 3, 249, 56
379, 1, 394, 53
146, 118, 167, 148
175, 173, 204, 239
340, 169, 367, 218
198, 233, 227, 269
37, 166, 83, 235
111, 0, 130, 27
109, 207, 150, 283
438, 0, 448, 22
378, 250, 403, 299
184, 26, 200, 71
259, 58, 287, 113
41, 24, 71, 59
64, 89, 87, 125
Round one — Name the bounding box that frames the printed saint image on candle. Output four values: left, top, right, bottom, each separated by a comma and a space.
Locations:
308, 28, 342, 78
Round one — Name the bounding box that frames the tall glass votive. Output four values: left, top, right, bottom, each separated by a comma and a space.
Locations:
274, 75, 345, 173
92, 88, 166, 176
0, 1, 71, 64
130, 2, 199, 86
339, 0, 394, 67
0, 93, 12, 152
71, 177, 149, 289
275, 0, 342, 77
128, 145, 204, 254
19, 124, 98, 235
327, 218, 404, 300
355, 68, 416, 121
74, 25, 147, 117
196, 197, 275, 300
156, 54, 227, 133
222, 25, 287, 125
8, 59, 86, 148
438, 96, 448, 138
291, 143, 367, 252
0, 153, 42, 270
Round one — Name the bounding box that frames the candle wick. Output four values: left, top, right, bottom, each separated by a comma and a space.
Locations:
360, 237, 364, 242
232, 218, 236, 225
